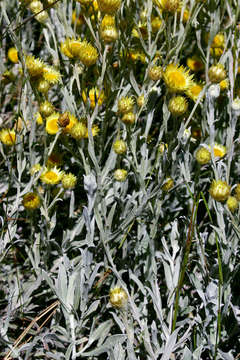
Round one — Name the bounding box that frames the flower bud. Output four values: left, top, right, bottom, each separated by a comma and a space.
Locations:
208, 64, 226, 83
109, 287, 128, 308
29, 0, 43, 13
114, 169, 128, 182
148, 65, 162, 81
168, 96, 188, 116
97, 0, 121, 14
39, 101, 55, 117
137, 95, 145, 107
227, 196, 238, 213
118, 96, 134, 114
22, 192, 41, 210
195, 146, 211, 165
121, 112, 135, 125
113, 139, 127, 154
209, 180, 231, 202
162, 177, 174, 192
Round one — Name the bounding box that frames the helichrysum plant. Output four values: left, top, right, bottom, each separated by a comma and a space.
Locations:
1, 0, 240, 359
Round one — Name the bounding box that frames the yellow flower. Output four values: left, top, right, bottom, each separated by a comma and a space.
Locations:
186, 56, 204, 72
148, 65, 162, 81
77, 40, 98, 66
22, 192, 41, 210
36, 79, 51, 94
210, 47, 223, 58
66, 38, 83, 57
60, 40, 74, 58
151, 16, 162, 33
39, 101, 55, 117
168, 96, 188, 116
209, 180, 231, 202
219, 79, 229, 91
97, 0, 121, 14
46, 113, 60, 135
43, 66, 61, 84
35, 112, 43, 125
113, 139, 127, 154
185, 82, 203, 102
0, 129, 16, 146
212, 143, 226, 158
62, 113, 78, 133
109, 287, 128, 308
40, 167, 64, 185
121, 112, 135, 125
82, 88, 105, 108
85, 124, 100, 138
195, 147, 211, 165
211, 33, 225, 48
118, 96, 134, 114
162, 177, 174, 192
26, 55, 44, 77
208, 64, 226, 83
163, 64, 194, 93
61, 173, 77, 189
114, 169, 128, 181
100, 15, 118, 43
70, 122, 88, 139
227, 196, 238, 213
8, 47, 19, 63
154, 0, 180, 12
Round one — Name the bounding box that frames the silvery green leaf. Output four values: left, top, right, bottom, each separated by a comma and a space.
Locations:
161, 328, 180, 360
79, 335, 126, 357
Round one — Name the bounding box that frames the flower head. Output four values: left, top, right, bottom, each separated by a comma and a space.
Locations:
185, 82, 203, 102
61, 173, 77, 189
109, 287, 128, 308
163, 64, 194, 93
227, 196, 238, 213
22, 192, 41, 210
82, 87, 105, 108
46, 113, 60, 135
8, 47, 19, 63
208, 64, 226, 83
0, 129, 16, 146
114, 169, 128, 182
209, 180, 231, 202
43, 66, 61, 84
70, 122, 88, 139
26, 55, 44, 78
40, 167, 64, 185
195, 146, 211, 165
118, 96, 134, 114
168, 96, 188, 116
162, 177, 174, 192
78, 40, 98, 66
97, 0, 121, 14
113, 139, 127, 154
154, 0, 180, 12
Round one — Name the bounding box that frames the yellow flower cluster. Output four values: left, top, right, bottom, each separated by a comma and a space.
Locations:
25, 54, 61, 95
60, 38, 98, 66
